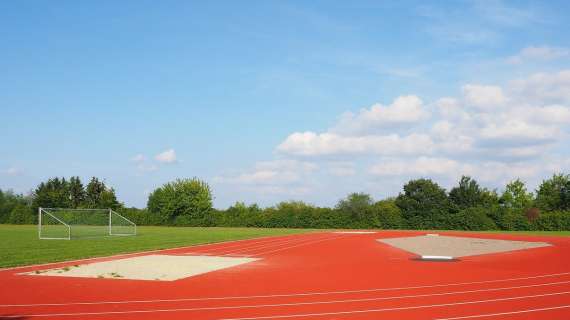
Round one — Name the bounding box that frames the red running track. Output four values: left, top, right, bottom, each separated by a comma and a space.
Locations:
1, 231, 570, 319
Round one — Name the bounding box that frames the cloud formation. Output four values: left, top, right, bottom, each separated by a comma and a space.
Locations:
218, 69, 570, 202
155, 149, 177, 164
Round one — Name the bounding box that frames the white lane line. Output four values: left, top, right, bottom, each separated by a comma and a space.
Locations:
434, 305, 570, 319
253, 235, 348, 256
3, 272, 570, 308
189, 234, 316, 255
0, 233, 319, 272
224, 234, 341, 256
3, 279, 569, 314
219, 235, 331, 256
5, 290, 570, 318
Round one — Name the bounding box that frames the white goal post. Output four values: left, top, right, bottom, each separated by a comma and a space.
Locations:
38, 208, 137, 240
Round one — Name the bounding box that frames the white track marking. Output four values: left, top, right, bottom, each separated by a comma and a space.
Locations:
0, 233, 319, 272
219, 235, 333, 256
3, 279, 569, 314
190, 235, 316, 255
3, 272, 570, 308
225, 234, 343, 256
434, 305, 570, 319
5, 290, 570, 318
253, 235, 348, 256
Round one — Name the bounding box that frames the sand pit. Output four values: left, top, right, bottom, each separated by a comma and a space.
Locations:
378, 235, 551, 258
24, 255, 259, 281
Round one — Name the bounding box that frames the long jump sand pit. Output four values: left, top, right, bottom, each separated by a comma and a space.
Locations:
378, 234, 551, 258
24, 254, 259, 281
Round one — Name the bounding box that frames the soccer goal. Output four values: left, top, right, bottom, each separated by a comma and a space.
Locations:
38, 208, 136, 240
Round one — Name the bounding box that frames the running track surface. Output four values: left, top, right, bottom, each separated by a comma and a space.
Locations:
1, 231, 570, 319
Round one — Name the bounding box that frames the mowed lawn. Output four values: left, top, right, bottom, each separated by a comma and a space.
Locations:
0, 225, 314, 268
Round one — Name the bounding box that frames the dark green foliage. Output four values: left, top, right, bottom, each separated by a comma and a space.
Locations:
32, 177, 72, 209
449, 176, 498, 210
447, 207, 497, 230
372, 199, 405, 229
561, 180, 570, 210
3, 172, 570, 232
535, 174, 570, 211
147, 178, 213, 224
499, 179, 534, 211
395, 179, 452, 229
531, 211, 570, 231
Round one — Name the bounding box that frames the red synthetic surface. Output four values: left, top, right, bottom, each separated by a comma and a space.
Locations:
1, 231, 570, 319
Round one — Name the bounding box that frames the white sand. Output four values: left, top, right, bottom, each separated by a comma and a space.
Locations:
378, 235, 550, 258
24, 254, 259, 281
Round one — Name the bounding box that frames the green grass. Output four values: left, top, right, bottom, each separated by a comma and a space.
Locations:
0, 225, 314, 268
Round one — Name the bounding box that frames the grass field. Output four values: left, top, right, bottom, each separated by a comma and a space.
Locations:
1, 225, 568, 268
0, 225, 313, 268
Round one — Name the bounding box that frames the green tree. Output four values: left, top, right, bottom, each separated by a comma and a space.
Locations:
335, 193, 377, 227
561, 180, 570, 210
147, 178, 213, 223
395, 179, 452, 229
69, 176, 85, 208
449, 176, 497, 209
32, 177, 71, 209
84, 177, 121, 209
535, 174, 570, 211
372, 199, 405, 229
499, 179, 534, 211
8, 204, 35, 224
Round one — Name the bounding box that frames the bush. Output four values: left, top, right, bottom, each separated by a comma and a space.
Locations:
147, 178, 213, 223
532, 211, 570, 231
373, 199, 405, 229
447, 207, 497, 230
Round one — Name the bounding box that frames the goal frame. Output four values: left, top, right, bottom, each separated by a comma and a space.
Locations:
38, 207, 137, 240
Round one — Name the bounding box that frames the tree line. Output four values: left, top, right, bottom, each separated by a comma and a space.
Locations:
1, 174, 570, 231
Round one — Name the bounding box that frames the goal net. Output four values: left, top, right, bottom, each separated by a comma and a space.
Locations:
38, 208, 136, 240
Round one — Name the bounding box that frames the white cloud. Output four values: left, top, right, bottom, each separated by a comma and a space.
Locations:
277, 132, 434, 157
507, 46, 570, 64
332, 95, 429, 134
215, 160, 318, 187
370, 157, 465, 177
462, 84, 507, 110
155, 149, 177, 164
509, 70, 570, 104
479, 120, 559, 146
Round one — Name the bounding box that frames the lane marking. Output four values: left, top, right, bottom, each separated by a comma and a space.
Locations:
3, 278, 569, 310
434, 305, 570, 319
5, 290, 570, 318
254, 235, 348, 256
190, 234, 320, 255
220, 234, 336, 256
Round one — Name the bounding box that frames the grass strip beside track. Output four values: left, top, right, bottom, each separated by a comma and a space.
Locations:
0, 225, 313, 268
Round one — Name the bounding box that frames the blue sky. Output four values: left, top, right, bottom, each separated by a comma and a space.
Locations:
1, 0, 570, 208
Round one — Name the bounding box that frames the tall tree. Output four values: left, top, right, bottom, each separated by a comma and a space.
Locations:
85, 177, 106, 208
449, 176, 499, 209
499, 179, 534, 211
68, 176, 85, 208
395, 179, 452, 229
535, 174, 570, 211
561, 180, 570, 210
336, 193, 374, 220
147, 178, 213, 222
32, 177, 71, 209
